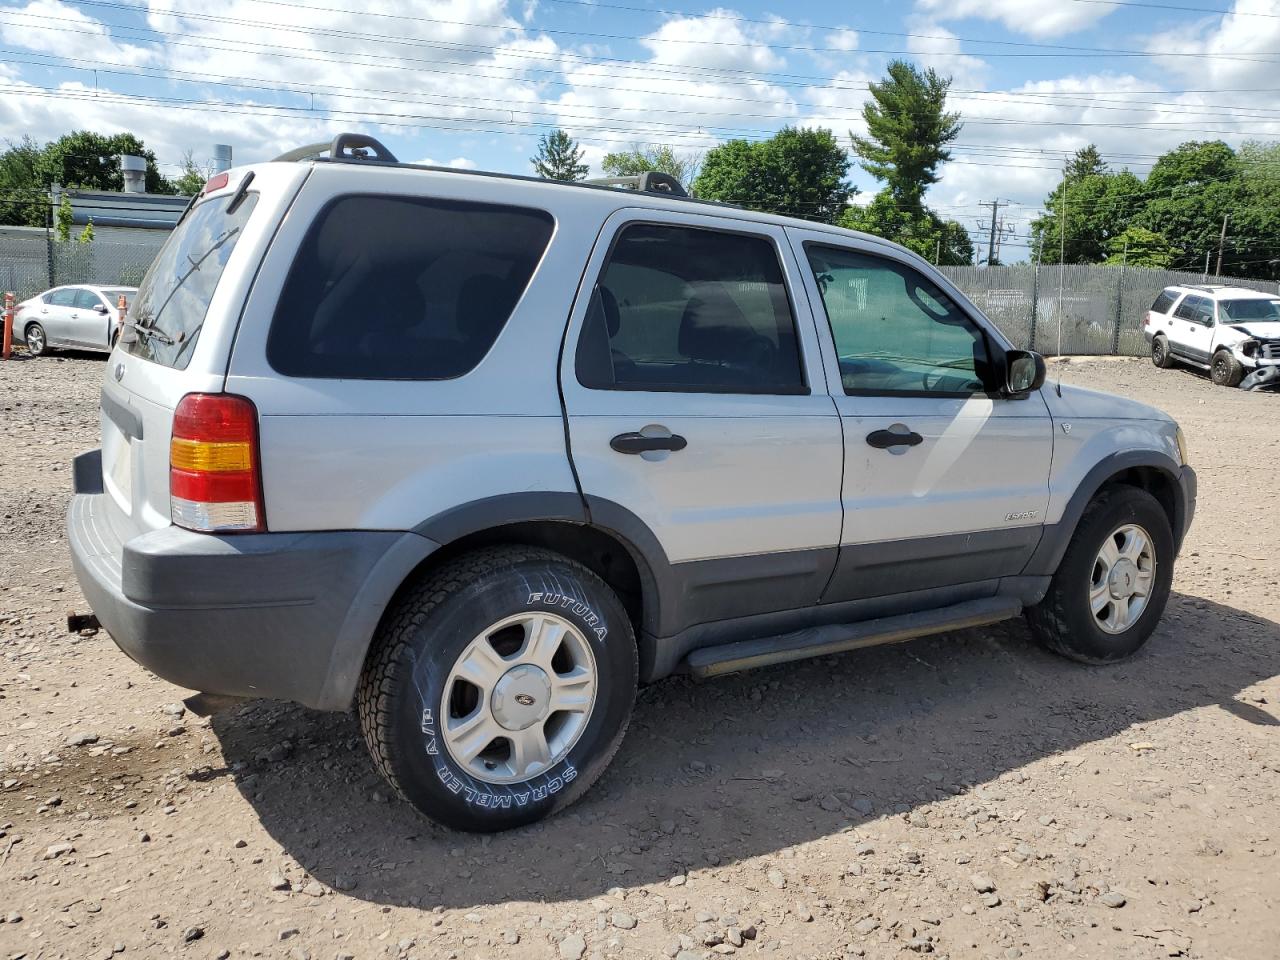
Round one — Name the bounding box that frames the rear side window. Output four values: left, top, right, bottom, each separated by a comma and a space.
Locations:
575, 222, 805, 394
1150, 289, 1177, 314
48, 288, 76, 307
268, 195, 554, 380
122, 192, 259, 369
1173, 295, 1202, 321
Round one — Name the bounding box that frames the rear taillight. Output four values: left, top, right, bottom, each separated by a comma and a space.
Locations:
170, 393, 265, 533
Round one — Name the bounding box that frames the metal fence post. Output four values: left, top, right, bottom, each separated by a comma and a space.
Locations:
1111, 256, 1127, 356
1028, 257, 1040, 351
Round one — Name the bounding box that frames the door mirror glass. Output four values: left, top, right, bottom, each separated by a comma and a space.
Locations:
1006, 350, 1046, 394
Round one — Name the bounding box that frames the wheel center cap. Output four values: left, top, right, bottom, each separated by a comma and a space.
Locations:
1108, 558, 1138, 599
491, 664, 552, 731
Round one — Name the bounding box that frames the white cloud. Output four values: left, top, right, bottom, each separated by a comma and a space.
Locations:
915, 0, 1119, 39
1, 0, 154, 67
825, 28, 859, 52
1147, 0, 1280, 91
409, 155, 479, 169
905, 18, 989, 90
640, 9, 785, 72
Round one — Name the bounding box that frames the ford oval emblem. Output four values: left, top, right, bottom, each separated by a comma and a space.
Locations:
113, 362, 125, 382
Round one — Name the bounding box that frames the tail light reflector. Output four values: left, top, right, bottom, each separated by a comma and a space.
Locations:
170, 393, 265, 533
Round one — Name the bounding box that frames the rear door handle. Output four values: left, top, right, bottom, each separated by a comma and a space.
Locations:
866, 428, 923, 449
610, 432, 688, 454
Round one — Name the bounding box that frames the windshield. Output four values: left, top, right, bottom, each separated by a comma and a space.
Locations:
120, 192, 258, 369
1219, 298, 1280, 323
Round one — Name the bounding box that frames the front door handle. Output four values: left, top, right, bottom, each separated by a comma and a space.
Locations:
610, 432, 688, 454
866, 428, 923, 449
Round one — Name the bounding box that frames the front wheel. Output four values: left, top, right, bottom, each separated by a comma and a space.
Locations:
358, 546, 637, 832
24, 322, 48, 357
1026, 486, 1174, 664
1210, 350, 1244, 387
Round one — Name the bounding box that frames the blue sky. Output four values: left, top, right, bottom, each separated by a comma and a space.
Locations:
1, 0, 1278, 259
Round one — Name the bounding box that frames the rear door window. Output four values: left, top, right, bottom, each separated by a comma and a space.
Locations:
48, 288, 76, 307
121, 191, 259, 369
574, 222, 805, 394
1173, 295, 1203, 321
267, 195, 554, 380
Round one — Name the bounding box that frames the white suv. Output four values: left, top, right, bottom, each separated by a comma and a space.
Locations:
1144, 283, 1280, 389
68, 135, 1196, 832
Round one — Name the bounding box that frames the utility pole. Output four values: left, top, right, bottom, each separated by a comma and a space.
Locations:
978, 199, 1008, 265
934, 238, 941, 265
1203, 250, 1210, 281
1058, 169, 1067, 360
1215, 213, 1229, 276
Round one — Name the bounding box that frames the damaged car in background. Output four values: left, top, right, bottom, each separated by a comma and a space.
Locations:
1145, 284, 1280, 391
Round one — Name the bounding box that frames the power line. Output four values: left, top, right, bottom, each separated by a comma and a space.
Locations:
64, 0, 1280, 62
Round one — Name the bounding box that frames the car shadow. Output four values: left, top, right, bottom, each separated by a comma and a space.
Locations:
210, 591, 1280, 909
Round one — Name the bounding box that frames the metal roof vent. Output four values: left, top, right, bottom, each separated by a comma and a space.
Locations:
120, 154, 147, 194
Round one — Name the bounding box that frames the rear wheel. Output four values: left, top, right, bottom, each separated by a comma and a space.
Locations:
1210, 349, 1244, 387
1026, 485, 1174, 664
24, 322, 48, 357
358, 546, 637, 832
1150, 335, 1173, 369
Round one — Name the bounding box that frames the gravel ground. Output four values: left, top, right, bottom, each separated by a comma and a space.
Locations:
1, 351, 1278, 960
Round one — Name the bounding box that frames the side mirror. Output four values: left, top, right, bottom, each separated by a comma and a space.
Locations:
1005, 349, 1046, 395
94, 303, 109, 314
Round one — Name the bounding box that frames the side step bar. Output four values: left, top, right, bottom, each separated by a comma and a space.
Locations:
684, 597, 1023, 679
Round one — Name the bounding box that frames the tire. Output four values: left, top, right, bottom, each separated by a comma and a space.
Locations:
24, 322, 48, 357
358, 546, 637, 832
1210, 349, 1244, 387
1150, 335, 1173, 369
1026, 485, 1174, 664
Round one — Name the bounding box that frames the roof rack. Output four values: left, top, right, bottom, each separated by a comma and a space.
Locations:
272, 134, 399, 164
583, 173, 688, 198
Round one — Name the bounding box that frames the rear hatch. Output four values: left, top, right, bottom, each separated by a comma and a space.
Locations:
98, 163, 307, 545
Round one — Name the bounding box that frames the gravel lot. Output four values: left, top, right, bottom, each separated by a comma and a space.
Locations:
1, 351, 1277, 960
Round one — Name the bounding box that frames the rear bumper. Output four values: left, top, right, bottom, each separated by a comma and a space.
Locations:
68, 457, 437, 710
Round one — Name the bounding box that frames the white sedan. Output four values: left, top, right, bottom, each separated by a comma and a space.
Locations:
13, 284, 136, 357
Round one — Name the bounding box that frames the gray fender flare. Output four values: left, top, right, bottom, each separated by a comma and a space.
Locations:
1022, 450, 1189, 578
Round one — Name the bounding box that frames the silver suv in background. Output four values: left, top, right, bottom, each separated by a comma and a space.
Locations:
68, 135, 1197, 832
1144, 283, 1280, 389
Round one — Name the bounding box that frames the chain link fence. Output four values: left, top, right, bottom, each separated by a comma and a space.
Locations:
3, 234, 1279, 356
942, 263, 1280, 357
0, 235, 167, 301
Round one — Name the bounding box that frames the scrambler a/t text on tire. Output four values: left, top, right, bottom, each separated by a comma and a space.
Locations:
357, 546, 637, 831
1026, 485, 1174, 663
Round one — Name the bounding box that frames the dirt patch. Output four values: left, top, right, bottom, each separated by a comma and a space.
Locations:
1, 352, 1277, 960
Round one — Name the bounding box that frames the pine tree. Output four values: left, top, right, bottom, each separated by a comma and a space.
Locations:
531, 129, 588, 182
56, 194, 72, 242
78, 218, 94, 244
850, 60, 961, 214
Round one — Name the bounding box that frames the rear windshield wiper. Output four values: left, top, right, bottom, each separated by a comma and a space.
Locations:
122, 320, 175, 345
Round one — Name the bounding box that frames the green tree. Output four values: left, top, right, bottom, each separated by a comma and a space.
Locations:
1132, 141, 1239, 273
600, 144, 701, 188
55, 194, 73, 242
1104, 226, 1174, 268
0, 136, 48, 227
694, 126, 851, 223
78, 218, 95, 244
172, 150, 211, 196
1030, 163, 1145, 264
1231, 140, 1280, 280
35, 131, 173, 193
1064, 143, 1108, 182
841, 189, 973, 265
531, 129, 588, 181
850, 60, 961, 214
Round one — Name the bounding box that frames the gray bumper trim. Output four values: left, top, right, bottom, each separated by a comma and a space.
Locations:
68, 493, 438, 710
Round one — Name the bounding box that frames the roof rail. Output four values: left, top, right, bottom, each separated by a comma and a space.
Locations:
584, 172, 688, 198
272, 134, 399, 164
